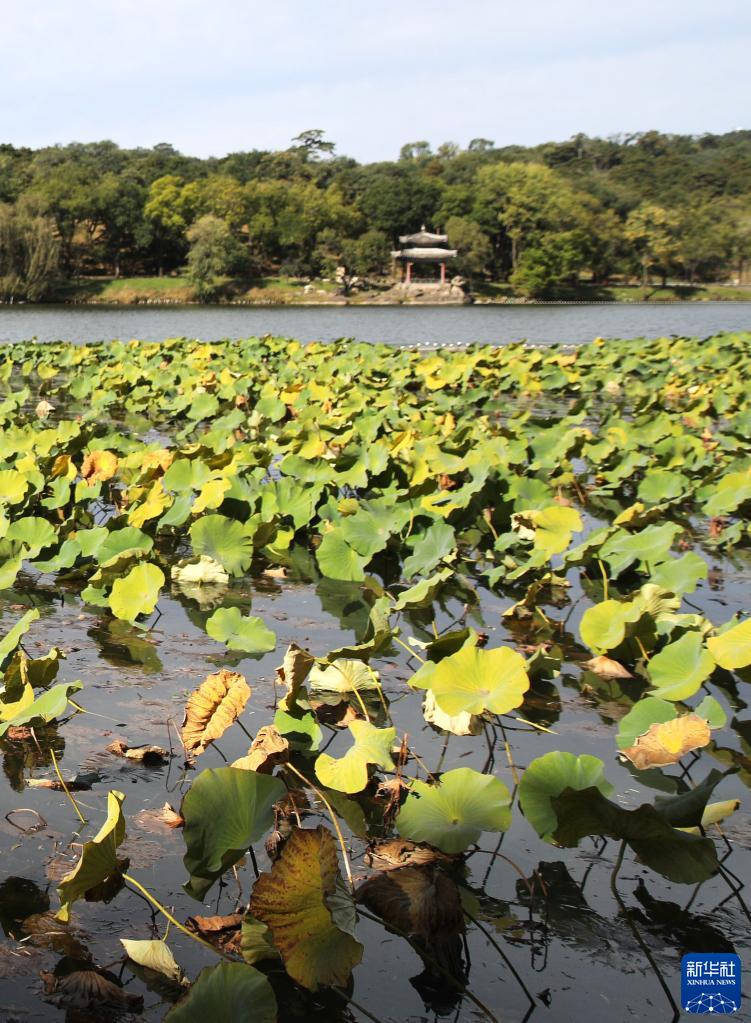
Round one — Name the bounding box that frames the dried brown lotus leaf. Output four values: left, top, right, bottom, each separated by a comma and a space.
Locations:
583, 655, 633, 678
276, 643, 315, 712
231, 725, 289, 773
621, 713, 711, 769
181, 668, 251, 759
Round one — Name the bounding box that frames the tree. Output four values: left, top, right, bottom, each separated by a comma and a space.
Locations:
445, 216, 491, 283
0, 203, 60, 300
468, 138, 495, 153
624, 203, 681, 285
185, 215, 245, 300
291, 130, 336, 159
509, 230, 589, 298
144, 176, 196, 274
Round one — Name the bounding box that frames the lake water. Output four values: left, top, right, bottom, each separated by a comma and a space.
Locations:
1, 301, 750, 346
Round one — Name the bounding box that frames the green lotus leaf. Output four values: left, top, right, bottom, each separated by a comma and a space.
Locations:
316, 530, 367, 582
551, 787, 719, 884
206, 607, 276, 654
425, 644, 529, 717
165, 962, 276, 1023
649, 552, 708, 595
308, 658, 380, 694
393, 567, 454, 611
315, 720, 396, 793
0, 608, 40, 663
182, 767, 285, 900
164, 457, 211, 493
32, 538, 81, 573
579, 598, 643, 654
5, 516, 57, 556
274, 708, 322, 751
239, 915, 280, 965
97, 526, 153, 566
108, 563, 165, 623
599, 522, 682, 576
616, 697, 677, 749
396, 767, 511, 853
250, 825, 363, 991
402, 520, 456, 579
637, 469, 687, 504
58, 789, 126, 921
694, 694, 727, 728
189, 515, 255, 577
518, 751, 614, 841
647, 631, 716, 700
339, 510, 394, 560
0, 554, 23, 590
707, 617, 751, 671
0, 680, 82, 736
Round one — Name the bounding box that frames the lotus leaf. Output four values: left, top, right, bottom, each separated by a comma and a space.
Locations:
518, 751, 614, 841
396, 767, 511, 853
206, 607, 277, 654
108, 563, 165, 622
250, 825, 363, 990
707, 617, 751, 670
58, 789, 126, 921
424, 644, 529, 717
164, 962, 276, 1023
315, 720, 396, 793
647, 631, 716, 700
181, 668, 251, 759
182, 767, 285, 900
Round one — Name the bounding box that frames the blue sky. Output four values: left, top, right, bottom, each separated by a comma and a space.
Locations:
3, 0, 750, 160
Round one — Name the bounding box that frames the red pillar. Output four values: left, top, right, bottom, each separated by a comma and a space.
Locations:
440, 261, 446, 284
405, 262, 412, 284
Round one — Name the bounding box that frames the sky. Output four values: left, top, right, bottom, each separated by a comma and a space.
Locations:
3, 0, 750, 162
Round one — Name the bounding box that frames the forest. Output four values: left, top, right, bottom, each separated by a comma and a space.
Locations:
1, 128, 751, 301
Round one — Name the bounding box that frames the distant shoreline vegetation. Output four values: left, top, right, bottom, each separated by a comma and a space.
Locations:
1, 129, 751, 304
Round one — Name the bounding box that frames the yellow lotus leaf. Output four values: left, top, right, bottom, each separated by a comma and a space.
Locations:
128, 480, 170, 528
51, 455, 76, 480
193, 477, 231, 514
621, 714, 711, 769
181, 669, 251, 760
141, 448, 174, 474
81, 450, 118, 483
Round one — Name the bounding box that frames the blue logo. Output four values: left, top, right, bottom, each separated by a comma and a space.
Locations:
682, 953, 741, 1014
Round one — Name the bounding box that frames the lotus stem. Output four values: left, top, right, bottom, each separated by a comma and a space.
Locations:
122, 872, 221, 957
48, 745, 86, 825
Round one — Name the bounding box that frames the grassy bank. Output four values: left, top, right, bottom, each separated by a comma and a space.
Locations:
54, 274, 751, 305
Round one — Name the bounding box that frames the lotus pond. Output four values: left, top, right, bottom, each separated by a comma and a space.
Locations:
0, 332, 749, 1023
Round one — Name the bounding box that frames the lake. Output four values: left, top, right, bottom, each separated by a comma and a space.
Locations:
1, 301, 750, 346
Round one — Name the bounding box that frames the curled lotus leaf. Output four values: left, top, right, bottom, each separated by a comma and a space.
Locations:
171, 556, 229, 587
58, 790, 126, 921
308, 658, 380, 694
250, 825, 364, 991
181, 669, 251, 759
120, 938, 182, 982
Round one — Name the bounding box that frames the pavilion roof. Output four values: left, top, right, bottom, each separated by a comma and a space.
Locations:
391, 247, 457, 261
398, 230, 449, 246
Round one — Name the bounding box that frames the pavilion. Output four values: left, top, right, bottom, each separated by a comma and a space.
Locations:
391, 227, 457, 285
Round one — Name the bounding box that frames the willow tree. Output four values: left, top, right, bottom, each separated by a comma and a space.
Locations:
0, 204, 60, 301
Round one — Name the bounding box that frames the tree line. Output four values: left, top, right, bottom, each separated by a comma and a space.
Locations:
1, 128, 751, 300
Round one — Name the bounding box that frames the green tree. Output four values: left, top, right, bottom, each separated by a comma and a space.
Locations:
624, 203, 681, 285
445, 216, 491, 283
0, 203, 60, 300
185, 215, 245, 300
